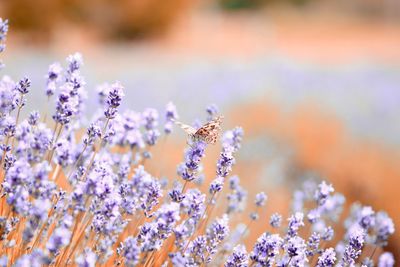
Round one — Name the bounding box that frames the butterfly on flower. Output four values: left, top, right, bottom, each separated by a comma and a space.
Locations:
172, 116, 224, 145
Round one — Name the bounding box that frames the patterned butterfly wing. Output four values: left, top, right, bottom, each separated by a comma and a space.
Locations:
194, 116, 223, 144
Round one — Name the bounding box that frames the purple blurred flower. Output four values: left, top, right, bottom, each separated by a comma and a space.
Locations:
46, 226, 71, 255
358, 206, 375, 230
164, 102, 178, 134
0, 18, 8, 68
373, 211, 395, 247
142, 108, 159, 130
0, 76, 17, 115
322, 226, 334, 241
206, 104, 219, 120
378, 252, 395, 267
255, 192, 267, 207
222, 127, 244, 153
0, 18, 9, 42
122, 237, 140, 266
270, 213, 282, 228
76, 248, 97, 267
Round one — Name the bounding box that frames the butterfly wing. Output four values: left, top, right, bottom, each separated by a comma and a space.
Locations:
171, 119, 197, 135
195, 115, 223, 144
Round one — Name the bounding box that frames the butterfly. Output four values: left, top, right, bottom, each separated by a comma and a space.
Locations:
172, 115, 224, 145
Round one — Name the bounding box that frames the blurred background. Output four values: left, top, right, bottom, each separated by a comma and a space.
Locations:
1, 0, 400, 262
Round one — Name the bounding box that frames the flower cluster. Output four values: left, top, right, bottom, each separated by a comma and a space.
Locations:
0, 18, 8, 69
0, 18, 396, 267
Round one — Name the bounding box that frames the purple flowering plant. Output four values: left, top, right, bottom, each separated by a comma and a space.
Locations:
0, 18, 396, 267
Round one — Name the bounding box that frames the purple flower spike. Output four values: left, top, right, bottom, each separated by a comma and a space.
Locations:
378, 252, 395, 267
250, 233, 283, 266
317, 248, 336, 267
225, 245, 248, 267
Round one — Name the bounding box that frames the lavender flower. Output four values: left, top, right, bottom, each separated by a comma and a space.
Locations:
154, 202, 181, 239
225, 245, 249, 267
270, 213, 282, 228
53, 84, 76, 125
206, 104, 219, 120
341, 227, 365, 266
229, 175, 240, 190
178, 140, 206, 182
306, 232, 320, 256
187, 214, 230, 264
46, 226, 71, 255
0, 76, 17, 115
217, 145, 235, 178
144, 129, 160, 146
209, 176, 224, 194
14, 249, 49, 267
287, 212, 305, 237
83, 122, 102, 146
314, 181, 334, 206
358, 206, 375, 230
15, 77, 31, 96
0, 256, 7, 267
0, 18, 9, 43
28, 111, 40, 126
255, 192, 267, 207
250, 233, 283, 266
317, 248, 336, 267
46, 63, 62, 84
307, 208, 320, 224
140, 179, 163, 217
207, 214, 230, 244
169, 187, 185, 203
190, 235, 208, 264
181, 189, 205, 220
66, 52, 83, 74
104, 82, 124, 119
76, 248, 97, 267
0, 18, 8, 68
142, 108, 159, 130
226, 183, 247, 214
373, 211, 395, 247
2, 115, 15, 138
362, 257, 374, 267
319, 193, 345, 222
164, 102, 178, 134
284, 236, 307, 266
321, 226, 334, 241
122, 237, 140, 266
0, 26, 396, 267
222, 127, 244, 153
378, 252, 395, 267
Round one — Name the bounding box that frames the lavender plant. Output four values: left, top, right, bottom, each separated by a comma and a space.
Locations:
0, 18, 396, 267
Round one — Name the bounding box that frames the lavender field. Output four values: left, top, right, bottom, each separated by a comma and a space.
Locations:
0, 2, 399, 266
